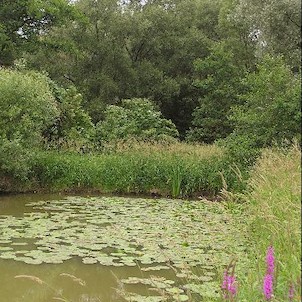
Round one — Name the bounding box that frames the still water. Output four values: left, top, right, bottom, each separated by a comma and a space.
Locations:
0, 194, 247, 302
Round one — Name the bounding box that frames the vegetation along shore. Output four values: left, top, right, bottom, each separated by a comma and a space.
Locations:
0, 0, 300, 301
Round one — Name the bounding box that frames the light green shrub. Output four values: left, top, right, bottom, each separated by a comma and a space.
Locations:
0, 68, 59, 146
96, 98, 179, 144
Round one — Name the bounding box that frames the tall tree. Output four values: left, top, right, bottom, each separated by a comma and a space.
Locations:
229, 55, 301, 147
186, 42, 246, 143
27, 0, 224, 136
231, 0, 301, 70
0, 0, 77, 65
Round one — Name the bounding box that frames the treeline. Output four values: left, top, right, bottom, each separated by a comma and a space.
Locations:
1, 0, 301, 141
0, 0, 301, 192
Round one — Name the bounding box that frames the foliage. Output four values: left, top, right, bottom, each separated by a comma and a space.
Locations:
217, 0, 257, 70
229, 56, 301, 149
0, 0, 78, 66
26, 0, 221, 134
186, 42, 246, 143
6, 142, 245, 197
0, 68, 59, 146
231, 0, 301, 70
44, 83, 95, 151
1, 0, 300, 141
96, 98, 179, 144
0, 139, 32, 191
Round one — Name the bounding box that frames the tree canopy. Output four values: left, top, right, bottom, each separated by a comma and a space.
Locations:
1, 0, 300, 148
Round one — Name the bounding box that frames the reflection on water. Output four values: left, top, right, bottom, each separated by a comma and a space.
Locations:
0, 194, 247, 301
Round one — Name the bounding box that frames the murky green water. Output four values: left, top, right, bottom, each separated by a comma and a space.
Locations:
0, 194, 247, 302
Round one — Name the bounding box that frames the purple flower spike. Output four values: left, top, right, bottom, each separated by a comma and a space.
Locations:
266, 246, 275, 275
227, 275, 237, 296
263, 274, 273, 300
288, 283, 294, 301
222, 270, 237, 300
222, 271, 228, 289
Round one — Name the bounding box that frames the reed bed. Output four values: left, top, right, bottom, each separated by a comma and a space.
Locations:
29, 142, 245, 197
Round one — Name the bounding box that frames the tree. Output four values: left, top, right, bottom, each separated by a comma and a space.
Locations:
186, 42, 246, 143
43, 83, 95, 151
0, 0, 77, 65
228, 55, 301, 148
231, 0, 301, 70
26, 0, 223, 136
96, 98, 179, 143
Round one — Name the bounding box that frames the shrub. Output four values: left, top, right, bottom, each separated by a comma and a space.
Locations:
43, 83, 95, 151
0, 139, 32, 191
96, 98, 179, 145
0, 68, 59, 146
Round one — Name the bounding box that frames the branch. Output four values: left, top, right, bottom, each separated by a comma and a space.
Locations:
285, 12, 300, 28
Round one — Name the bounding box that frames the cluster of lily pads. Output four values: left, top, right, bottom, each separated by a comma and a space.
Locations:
0, 196, 247, 300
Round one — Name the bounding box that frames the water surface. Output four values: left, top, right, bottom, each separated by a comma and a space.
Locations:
0, 194, 247, 301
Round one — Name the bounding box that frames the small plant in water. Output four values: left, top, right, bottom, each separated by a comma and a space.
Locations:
221, 259, 237, 301
14, 273, 86, 302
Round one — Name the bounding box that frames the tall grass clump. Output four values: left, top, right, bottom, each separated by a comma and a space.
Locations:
239, 145, 301, 300
27, 142, 247, 197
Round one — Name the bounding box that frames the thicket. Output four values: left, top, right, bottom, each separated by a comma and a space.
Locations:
95, 98, 179, 145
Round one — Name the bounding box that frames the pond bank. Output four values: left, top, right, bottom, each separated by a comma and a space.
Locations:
0, 146, 249, 198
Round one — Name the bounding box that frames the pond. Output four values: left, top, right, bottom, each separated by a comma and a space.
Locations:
0, 194, 247, 302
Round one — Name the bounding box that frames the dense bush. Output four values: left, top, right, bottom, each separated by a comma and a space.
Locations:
0, 139, 32, 191
0, 68, 59, 146
96, 98, 179, 145
44, 83, 95, 151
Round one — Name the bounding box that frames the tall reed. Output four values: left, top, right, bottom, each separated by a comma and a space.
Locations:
25, 142, 247, 197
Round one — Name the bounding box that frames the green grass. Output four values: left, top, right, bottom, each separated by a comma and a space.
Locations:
21, 142, 248, 197
236, 145, 301, 301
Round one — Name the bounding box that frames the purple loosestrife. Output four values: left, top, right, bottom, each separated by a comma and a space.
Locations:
222, 271, 237, 300
263, 246, 275, 300
263, 274, 273, 300
288, 283, 294, 301
266, 246, 275, 275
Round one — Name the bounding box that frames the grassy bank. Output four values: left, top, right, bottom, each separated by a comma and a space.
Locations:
1, 142, 248, 197
31, 143, 248, 197
237, 145, 301, 301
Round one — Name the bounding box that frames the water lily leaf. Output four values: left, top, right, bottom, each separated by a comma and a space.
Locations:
173, 294, 189, 301
82, 257, 98, 264
184, 283, 220, 298
141, 265, 170, 271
